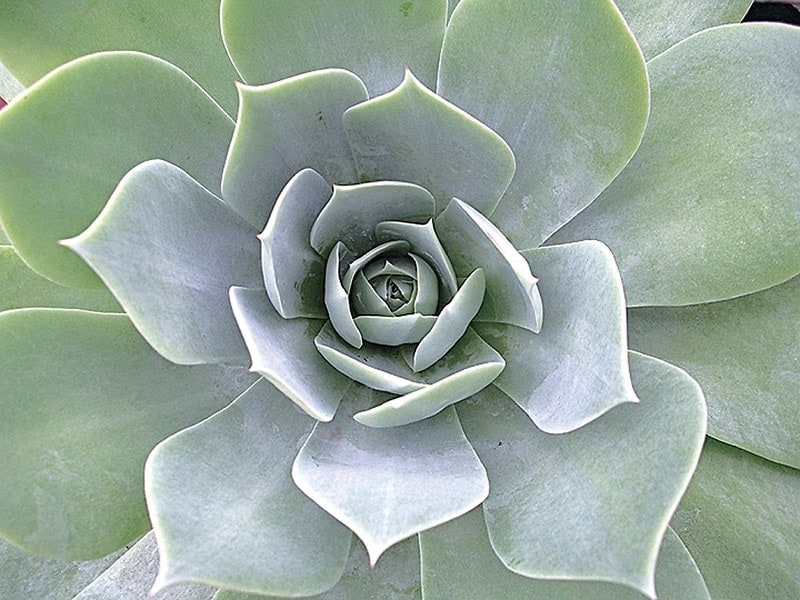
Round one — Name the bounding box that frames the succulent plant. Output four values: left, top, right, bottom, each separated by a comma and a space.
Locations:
0, 1, 798, 599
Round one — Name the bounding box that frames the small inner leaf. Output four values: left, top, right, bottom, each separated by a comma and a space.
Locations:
324, 242, 362, 348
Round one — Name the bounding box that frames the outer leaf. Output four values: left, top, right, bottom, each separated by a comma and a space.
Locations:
550, 24, 800, 305
672, 439, 800, 600
0, 308, 255, 559
475, 241, 638, 433
343, 69, 515, 215
439, 0, 649, 248
229, 287, 352, 422
0, 57, 24, 102
614, 0, 752, 60
65, 160, 260, 365
0, 246, 121, 313
0, 52, 234, 288
420, 508, 709, 600
629, 274, 800, 469
0, 0, 239, 113
146, 379, 352, 598
458, 353, 706, 598
221, 0, 446, 96
293, 390, 487, 566
222, 70, 366, 228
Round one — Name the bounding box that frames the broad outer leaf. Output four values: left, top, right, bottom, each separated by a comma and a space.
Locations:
65, 160, 261, 365
146, 379, 352, 598
221, 0, 446, 96
439, 0, 649, 248
458, 353, 706, 598
629, 274, 800, 469
672, 439, 800, 600
0, 52, 234, 288
420, 508, 709, 600
343, 69, 515, 215
0, 308, 255, 560
614, 0, 752, 60
292, 387, 488, 566
0, 0, 239, 113
550, 23, 800, 305
475, 240, 638, 433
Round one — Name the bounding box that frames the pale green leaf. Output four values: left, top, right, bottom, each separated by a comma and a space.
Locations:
550, 23, 800, 305
292, 389, 488, 565
146, 379, 352, 598
614, 0, 752, 60
439, 0, 649, 248
672, 439, 800, 600
222, 70, 366, 228
0, 52, 234, 288
325, 243, 363, 348
220, 0, 446, 96
342, 240, 411, 293
343, 70, 515, 215
475, 240, 638, 433
354, 314, 437, 346
0, 308, 255, 560
629, 274, 800, 469
420, 509, 709, 600
0, 0, 239, 113
65, 160, 260, 365
457, 352, 706, 597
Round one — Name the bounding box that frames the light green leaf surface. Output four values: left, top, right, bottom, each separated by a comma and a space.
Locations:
259, 169, 330, 319
0, 51, 234, 289
0, 246, 121, 313
0, 0, 239, 113
325, 243, 363, 348
475, 241, 638, 433
343, 69, 515, 215
293, 389, 488, 566
355, 315, 436, 346
439, 0, 649, 248
629, 274, 800, 469
614, 0, 752, 60
146, 379, 352, 598
0, 538, 123, 600
65, 160, 260, 365
222, 70, 366, 228
214, 536, 421, 600
458, 352, 706, 597
74, 533, 215, 600
0, 308, 255, 560
420, 508, 709, 600
229, 287, 352, 421
672, 439, 800, 600
550, 23, 800, 306
0, 58, 24, 102
221, 0, 446, 96
435, 199, 542, 332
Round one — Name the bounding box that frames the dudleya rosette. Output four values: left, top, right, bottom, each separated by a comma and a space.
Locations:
0, 1, 799, 599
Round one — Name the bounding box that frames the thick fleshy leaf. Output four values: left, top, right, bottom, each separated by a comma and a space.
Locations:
0, 52, 234, 288
146, 379, 352, 597
221, 70, 366, 228
458, 353, 706, 598
259, 169, 330, 319
550, 23, 800, 305
325, 243, 363, 348
310, 181, 435, 257
672, 439, 800, 600
0, 1, 239, 113
435, 199, 542, 332
354, 314, 437, 346
342, 240, 410, 293
0, 58, 23, 102
475, 240, 638, 433
0, 246, 121, 312
629, 274, 800, 469
221, 0, 446, 95
343, 70, 515, 215
292, 388, 488, 566
0, 308, 255, 559
438, 0, 649, 248
614, 0, 752, 60
65, 160, 260, 365
229, 287, 352, 421
420, 508, 709, 600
